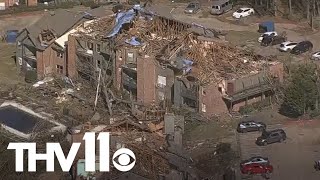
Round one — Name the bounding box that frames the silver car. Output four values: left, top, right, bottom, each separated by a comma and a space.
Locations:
210, 0, 233, 15
184, 2, 200, 14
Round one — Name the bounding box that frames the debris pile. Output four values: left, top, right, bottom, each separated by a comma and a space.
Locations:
183, 35, 269, 84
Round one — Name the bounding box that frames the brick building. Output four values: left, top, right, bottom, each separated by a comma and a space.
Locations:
65, 5, 284, 117
15, 7, 113, 80
22, 5, 283, 117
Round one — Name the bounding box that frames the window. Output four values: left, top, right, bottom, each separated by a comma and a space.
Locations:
97, 60, 101, 68
271, 133, 278, 137
87, 42, 93, 50
225, 2, 229, 5
222, 4, 226, 7
56, 65, 63, 74
56, 51, 63, 58
201, 103, 206, 112
96, 44, 101, 53
157, 75, 166, 88
158, 91, 165, 101
127, 52, 134, 63
244, 9, 250, 12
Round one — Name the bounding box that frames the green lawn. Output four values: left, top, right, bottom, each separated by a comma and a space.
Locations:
0, 43, 21, 85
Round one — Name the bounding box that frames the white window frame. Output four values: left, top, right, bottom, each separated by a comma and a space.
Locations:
157, 75, 166, 88
202, 103, 206, 112
127, 52, 134, 63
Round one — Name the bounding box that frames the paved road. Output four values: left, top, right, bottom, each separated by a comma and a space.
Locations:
237, 123, 320, 180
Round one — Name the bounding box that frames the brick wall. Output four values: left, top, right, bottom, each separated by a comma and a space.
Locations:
67, 35, 77, 79
27, 0, 37, 6
115, 49, 125, 90
4, 0, 15, 7
198, 83, 229, 116
137, 56, 156, 105
36, 44, 67, 79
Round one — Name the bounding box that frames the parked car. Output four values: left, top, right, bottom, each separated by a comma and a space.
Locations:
184, 2, 200, 14
279, 41, 297, 52
232, 8, 254, 19
240, 156, 270, 166
261, 36, 286, 47
241, 163, 273, 175
258, 31, 278, 42
237, 121, 266, 133
256, 129, 286, 146
290, 41, 313, 55
210, 0, 232, 15
311, 51, 320, 60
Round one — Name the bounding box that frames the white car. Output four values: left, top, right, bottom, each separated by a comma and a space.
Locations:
279, 41, 298, 52
311, 51, 320, 60
232, 8, 254, 19
258, 31, 278, 43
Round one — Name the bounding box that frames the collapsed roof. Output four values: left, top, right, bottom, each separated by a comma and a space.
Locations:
72, 4, 278, 85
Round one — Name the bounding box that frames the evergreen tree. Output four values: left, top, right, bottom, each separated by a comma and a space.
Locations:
280, 63, 318, 117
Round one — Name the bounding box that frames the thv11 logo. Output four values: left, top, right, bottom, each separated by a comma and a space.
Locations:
7, 132, 136, 172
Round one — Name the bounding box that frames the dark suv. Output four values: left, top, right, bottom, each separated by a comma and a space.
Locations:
261, 36, 286, 46
237, 121, 266, 133
291, 41, 313, 55
256, 129, 286, 146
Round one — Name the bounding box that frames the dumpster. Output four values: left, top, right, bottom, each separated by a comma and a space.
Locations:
258, 21, 275, 33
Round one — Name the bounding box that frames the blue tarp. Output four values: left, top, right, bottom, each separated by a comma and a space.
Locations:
182, 59, 193, 74
125, 37, 142, 46
259, 21, 275, 32
106, 9, 136, 38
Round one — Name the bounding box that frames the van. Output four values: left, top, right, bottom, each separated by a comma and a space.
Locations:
210, 0, 233, 15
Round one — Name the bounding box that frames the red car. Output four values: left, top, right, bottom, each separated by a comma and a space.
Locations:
241, 163, 273, 175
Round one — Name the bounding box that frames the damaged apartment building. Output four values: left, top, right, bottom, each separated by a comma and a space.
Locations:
15, 7, 112, 80
16, 5, 284, 117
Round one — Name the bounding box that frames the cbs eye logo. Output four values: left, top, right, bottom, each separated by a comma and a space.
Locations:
112, 148, 136, 172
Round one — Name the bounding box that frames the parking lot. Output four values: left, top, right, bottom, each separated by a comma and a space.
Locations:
237, 120, 320, 179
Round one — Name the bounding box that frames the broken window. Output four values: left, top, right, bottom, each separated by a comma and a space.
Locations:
158, 91, 165, 101
202, 103, 206, 112
87, 42, 93, 50
56, 51, 63, 58
127, 52, 135, 64
56, 65, 63, 74
96, 44, 101, 53
97, 60, 101, 68
157, 75, 166, 88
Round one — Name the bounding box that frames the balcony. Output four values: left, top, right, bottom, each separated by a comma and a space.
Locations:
122, 75, 137, 90
181, 88, 198, 101
223, 82, 272, 102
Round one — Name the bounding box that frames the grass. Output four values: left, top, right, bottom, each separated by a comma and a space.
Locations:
0, 43, 21, 85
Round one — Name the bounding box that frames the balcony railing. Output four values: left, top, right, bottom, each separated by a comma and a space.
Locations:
181, 88, 198, 101
223, 83, 272, 102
